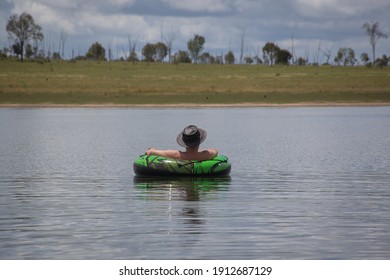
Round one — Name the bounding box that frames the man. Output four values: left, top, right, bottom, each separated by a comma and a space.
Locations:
146, 125, 218, 161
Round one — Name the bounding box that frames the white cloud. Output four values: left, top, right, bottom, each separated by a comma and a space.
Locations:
9, 1, 75, 34
296, 0, 390, 18
107, 0, 135, 5
162, 0, 233, 13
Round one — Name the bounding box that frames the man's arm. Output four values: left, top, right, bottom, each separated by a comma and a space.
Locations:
201, 148, 218, 159
146, 148, 181, 159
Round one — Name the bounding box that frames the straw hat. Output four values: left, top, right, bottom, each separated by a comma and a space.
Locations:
176, 125, 207, 148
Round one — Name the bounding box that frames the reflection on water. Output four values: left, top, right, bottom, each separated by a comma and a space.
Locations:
134, 176, 231, 235
134, 176, 231, 201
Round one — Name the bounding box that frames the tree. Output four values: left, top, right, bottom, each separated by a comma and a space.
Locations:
162, 28, 176, 63
12, 43, 22, 58
187, 34, 205, 63
334, 47, 356, 66
128, 35, 138, 64
239, 30, 245, 64
321, 48, 332, 65
199, 52, 212, 64
86, 42, 106, 61
173, 51, 191, 63
262, 42, 280, 66
6, 12, 44, 62
0, 48, 9, 60
25, 43, 33, 60
375, 55, 389, 67
362, 21, 388, 63
297, 57, 307, 66
253, 55, 262, 64
244, 56, 254, 64
142, 43, 156, 62
59, 30, 67, 59
276, 49, 292, 65
155, 42, 168, 62
224, 51, 235, 64
128, 49, 138, 63
52, 52, 61, 60
360, 53, 370, 66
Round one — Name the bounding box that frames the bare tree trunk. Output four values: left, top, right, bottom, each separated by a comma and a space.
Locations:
128, 35, 138, 63
59, 30, 67, 59
20, 40, 24, 62
290, 34, 295, 65
239, 30, 245, 64
162, 27, 176, 63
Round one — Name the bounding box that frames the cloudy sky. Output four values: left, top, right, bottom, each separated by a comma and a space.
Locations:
1, 0, 389, 63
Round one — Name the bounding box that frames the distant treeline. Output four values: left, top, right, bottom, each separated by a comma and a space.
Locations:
2, 12, 389, 67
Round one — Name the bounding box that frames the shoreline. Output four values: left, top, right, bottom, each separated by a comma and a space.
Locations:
1, 102, 390, 108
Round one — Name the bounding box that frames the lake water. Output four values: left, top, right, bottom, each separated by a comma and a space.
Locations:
0, 107, 390, 260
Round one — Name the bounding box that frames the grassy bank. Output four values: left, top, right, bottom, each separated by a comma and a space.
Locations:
1, 60, 390, 106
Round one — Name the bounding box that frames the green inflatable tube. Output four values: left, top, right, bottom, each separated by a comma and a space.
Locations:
133, 154, 231, 176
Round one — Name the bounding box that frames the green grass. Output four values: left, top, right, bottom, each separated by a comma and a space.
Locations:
1, 60, 390, 105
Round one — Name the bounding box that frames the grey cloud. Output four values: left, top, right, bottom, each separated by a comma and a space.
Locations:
121, 0, 236, 17
0, 0, 14, 10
